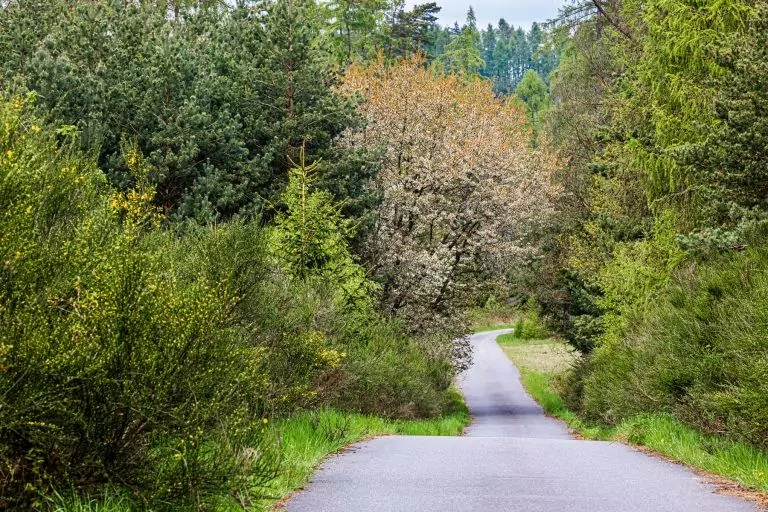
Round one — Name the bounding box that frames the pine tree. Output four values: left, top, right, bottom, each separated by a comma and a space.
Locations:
384, 0, 441, 58
0, 0, 364, 223
441, 7, 485, 76
480, 23, 497, 79
323, 0, 388, 64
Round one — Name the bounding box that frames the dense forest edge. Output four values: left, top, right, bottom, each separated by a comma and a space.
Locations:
509, 0, 768, 497
1, 0, 768, 509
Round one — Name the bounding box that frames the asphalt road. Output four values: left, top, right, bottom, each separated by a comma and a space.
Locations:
285, 330, 758, 512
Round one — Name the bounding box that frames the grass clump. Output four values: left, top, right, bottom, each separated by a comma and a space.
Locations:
520, 369, 614, 440
268, 392, 468, 507
50, 395, 469, 511
615, 414, 768, 492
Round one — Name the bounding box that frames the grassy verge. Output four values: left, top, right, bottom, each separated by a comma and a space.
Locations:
267, 389, 469, 508
496, 335, 768, 494
50, 391, 469, 512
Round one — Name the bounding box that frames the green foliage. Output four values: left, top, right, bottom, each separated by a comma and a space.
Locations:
254, 400, 469, 509
384, 1, 443, 59
623, 0, 755, 213
329, 311, 455, 418
678, 1, 768, 253
596, 212, 687, 320
323, 0, 389, 64
522, 369, 768, 491
576, 238, 768, 449
0, 0, 365, 224
481, 21, 559, 94
440, 7, 485, 76
527, 0, 768, 459
514, 69, 550, 139
0, 97, 283, 508
270, 151, 376, 308
0, 93, 459, 509
511, 299, 551, 341
467, 295, 517, 332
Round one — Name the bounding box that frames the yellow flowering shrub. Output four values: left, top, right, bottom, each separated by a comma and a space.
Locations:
0, 97, 277, 507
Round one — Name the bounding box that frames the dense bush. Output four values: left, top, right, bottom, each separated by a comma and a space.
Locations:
330, 313, 455, 419
0, 97, 454, 507
570, 234, 768, 449
266, 151, 456, 419
0, 97, 289, 507
511, 299, 550, 340
522, 0, 768, 456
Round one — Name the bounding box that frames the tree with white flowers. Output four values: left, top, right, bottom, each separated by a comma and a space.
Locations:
341, 56, 561, 369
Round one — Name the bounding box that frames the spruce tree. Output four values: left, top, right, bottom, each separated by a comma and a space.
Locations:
441, 7, 485, 76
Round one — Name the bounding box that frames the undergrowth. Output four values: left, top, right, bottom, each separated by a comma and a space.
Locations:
50, 392, 469, 511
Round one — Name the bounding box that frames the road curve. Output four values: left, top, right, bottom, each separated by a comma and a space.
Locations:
285, 330, 758, 512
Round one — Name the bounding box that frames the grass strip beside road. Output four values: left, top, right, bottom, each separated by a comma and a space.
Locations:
498, 336, 768, 494
268, 389, 469, 509
50, 391, 469, 512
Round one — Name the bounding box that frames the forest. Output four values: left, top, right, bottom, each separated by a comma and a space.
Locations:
1, 0, 767, 509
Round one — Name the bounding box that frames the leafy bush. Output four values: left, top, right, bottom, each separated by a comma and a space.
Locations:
574, 234, 768, 449
266, 151, 455, 419
0, 98, 291, 508
330, 313, 454, 419
0, 93, 456, 507
511, 298, 550, 340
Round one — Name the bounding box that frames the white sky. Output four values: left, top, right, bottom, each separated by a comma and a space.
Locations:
430, 0, 565, 30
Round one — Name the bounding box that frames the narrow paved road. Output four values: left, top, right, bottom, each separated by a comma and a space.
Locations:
285, 330, 758, 512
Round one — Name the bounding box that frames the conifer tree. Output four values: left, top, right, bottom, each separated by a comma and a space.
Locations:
441, 7, 485, 76
0, 0, 365, 223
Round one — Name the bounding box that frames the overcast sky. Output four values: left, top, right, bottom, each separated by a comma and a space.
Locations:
430, 0, 564, 30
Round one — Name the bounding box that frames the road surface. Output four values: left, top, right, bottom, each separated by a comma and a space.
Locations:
285, 330, 758, 512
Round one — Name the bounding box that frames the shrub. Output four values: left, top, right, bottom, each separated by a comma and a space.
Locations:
576, 235, 768, 448
330, 312, 454, 419
512, 298, 551, 340
0, 97, 284, 508
0, 94, 457, 508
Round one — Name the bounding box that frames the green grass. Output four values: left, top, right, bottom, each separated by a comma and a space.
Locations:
615, 414, 768, 492
497, 333, 550, 345
499, 337, 768, 494
518, 368, 614, 440
47, 490, 138, 512
266, 389, 468, 508
49, 390, 469, 511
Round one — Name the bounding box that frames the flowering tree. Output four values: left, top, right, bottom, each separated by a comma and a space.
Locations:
340, 56, 561, 368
